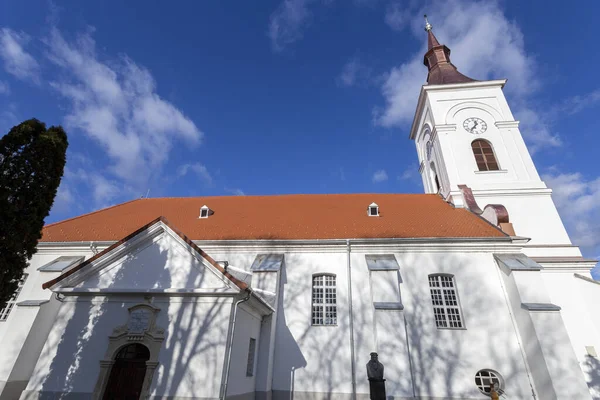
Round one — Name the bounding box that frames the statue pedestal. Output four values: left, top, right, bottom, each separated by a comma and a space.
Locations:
368, 378, 386, 400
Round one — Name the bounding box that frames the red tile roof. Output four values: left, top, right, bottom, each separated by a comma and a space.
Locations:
41, 194, 506, 242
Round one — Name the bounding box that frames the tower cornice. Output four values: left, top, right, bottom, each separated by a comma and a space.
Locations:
409, 79, 508, 140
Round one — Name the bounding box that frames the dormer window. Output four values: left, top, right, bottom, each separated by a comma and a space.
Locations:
199, 205, 210, 219
368, 203, 379, 217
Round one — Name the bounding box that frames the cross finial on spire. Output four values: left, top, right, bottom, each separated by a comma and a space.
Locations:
424, 14, 432, 31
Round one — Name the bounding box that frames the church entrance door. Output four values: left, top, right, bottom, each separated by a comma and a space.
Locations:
103, 343, 150, 400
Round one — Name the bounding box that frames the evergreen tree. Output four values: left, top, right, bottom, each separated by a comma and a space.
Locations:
0, 119, 68, 308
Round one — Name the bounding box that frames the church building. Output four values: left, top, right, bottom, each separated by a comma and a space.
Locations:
0, 20, 599, 400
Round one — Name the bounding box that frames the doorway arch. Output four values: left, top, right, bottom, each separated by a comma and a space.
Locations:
103, 343, 150, 400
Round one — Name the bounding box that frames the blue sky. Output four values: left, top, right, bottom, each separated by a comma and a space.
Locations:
0, 0, 599, 274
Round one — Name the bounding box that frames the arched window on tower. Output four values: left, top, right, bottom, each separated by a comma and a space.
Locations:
471, 139, 499, 171
429, 162, 440, 193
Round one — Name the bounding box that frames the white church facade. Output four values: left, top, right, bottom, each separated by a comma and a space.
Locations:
0, 22, 599, 400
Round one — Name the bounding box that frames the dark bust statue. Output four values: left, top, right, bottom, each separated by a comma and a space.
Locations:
366, 352, 386, 400
366, 352, 384, 380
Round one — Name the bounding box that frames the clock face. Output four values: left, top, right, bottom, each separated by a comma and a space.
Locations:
463, 117, 487, 134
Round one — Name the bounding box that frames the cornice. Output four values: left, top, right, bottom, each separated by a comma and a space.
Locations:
55, 288, 239, 296
423, 79, 507, 92
409, 86, 428, 140
574, 273, 600, 286
433, 124, 456, 133
38, 236, 516, 254
468, 187, 552, 196
495, 121, 520, 129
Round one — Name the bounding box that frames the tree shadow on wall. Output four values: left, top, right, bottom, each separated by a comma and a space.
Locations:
583, 355, 600, 399
395, 252, 537, 399
32, 231, 232, 399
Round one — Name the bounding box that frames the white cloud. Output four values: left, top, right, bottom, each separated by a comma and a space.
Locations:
554, 88, 600, 116
225, 188, 246, 196
46, 28, 203, 186
60, 167, 125, 208
398, 164, 417, 181
385, 2, 411, 31
514, 107, 562, 154
269, 0, 312, 52
52, 181, 76, 214
0, 103, 18, 134
375, 1, 561, 153
0, 28, 40, 82
372, 169, 388, 183
543, 171, 600, 251
177, 163, 213, 186
337, 58, 372, 87
0, 80, 9, 94
338, 58, 360, 87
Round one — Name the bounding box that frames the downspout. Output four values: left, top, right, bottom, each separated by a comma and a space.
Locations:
347, 239, 357, 400
221, 289, 252, 400
403, 314, 417, 398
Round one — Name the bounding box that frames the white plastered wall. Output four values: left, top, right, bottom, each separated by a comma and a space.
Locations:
542, 272, 600, 399
0, 249, 92, 399
21, 295, 233, 399
210, 246, 536, 399
226, 304, 263, 398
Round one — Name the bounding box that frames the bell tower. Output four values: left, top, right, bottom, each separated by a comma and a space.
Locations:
409, 16, 572, 247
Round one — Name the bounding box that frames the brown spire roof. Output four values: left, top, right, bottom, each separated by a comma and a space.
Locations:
423, 16, 476, 85
40, 194, 506, 242
427, 29, 441, 49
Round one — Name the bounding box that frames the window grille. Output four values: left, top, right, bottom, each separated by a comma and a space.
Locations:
471, 139, 499, 171
312, 274, 337, 325
428, 274, 463, 328
474, 369, 504, 396
246, 338, 256, 376
0, 274, 28, 322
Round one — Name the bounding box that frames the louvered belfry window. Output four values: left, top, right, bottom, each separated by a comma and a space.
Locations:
471, 139, 499, 171
429, 274, 464, 328
312, 274, 337, 325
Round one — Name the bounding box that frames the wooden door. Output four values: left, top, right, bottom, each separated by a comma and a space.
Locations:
103, 343, 150, 400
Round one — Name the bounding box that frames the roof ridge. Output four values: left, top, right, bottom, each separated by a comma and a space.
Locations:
142, 193, 435, 200
43, 197, 143, 229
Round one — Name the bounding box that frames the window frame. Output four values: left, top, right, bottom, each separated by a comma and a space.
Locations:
471, 139, 500, 171
474, 369, 505, 396
368, 203, 379, 217
246, 338, 256, 377
38, 256, 83, 272
311, 273, 337, 326
0, 273, 28, 322
428, 273, 465, 329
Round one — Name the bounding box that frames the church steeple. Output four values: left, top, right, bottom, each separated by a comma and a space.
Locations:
422, 15, 475, 85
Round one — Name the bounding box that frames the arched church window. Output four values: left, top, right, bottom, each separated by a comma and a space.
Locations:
428, 274, 464, 328
471, 139, 499, 171
103, 343, 150, 400
426, 140, 433, 160
312, 274, 337, 326
429, 162, 440, 193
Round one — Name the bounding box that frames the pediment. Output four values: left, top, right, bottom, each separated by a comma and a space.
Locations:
45, 218, 241, 294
